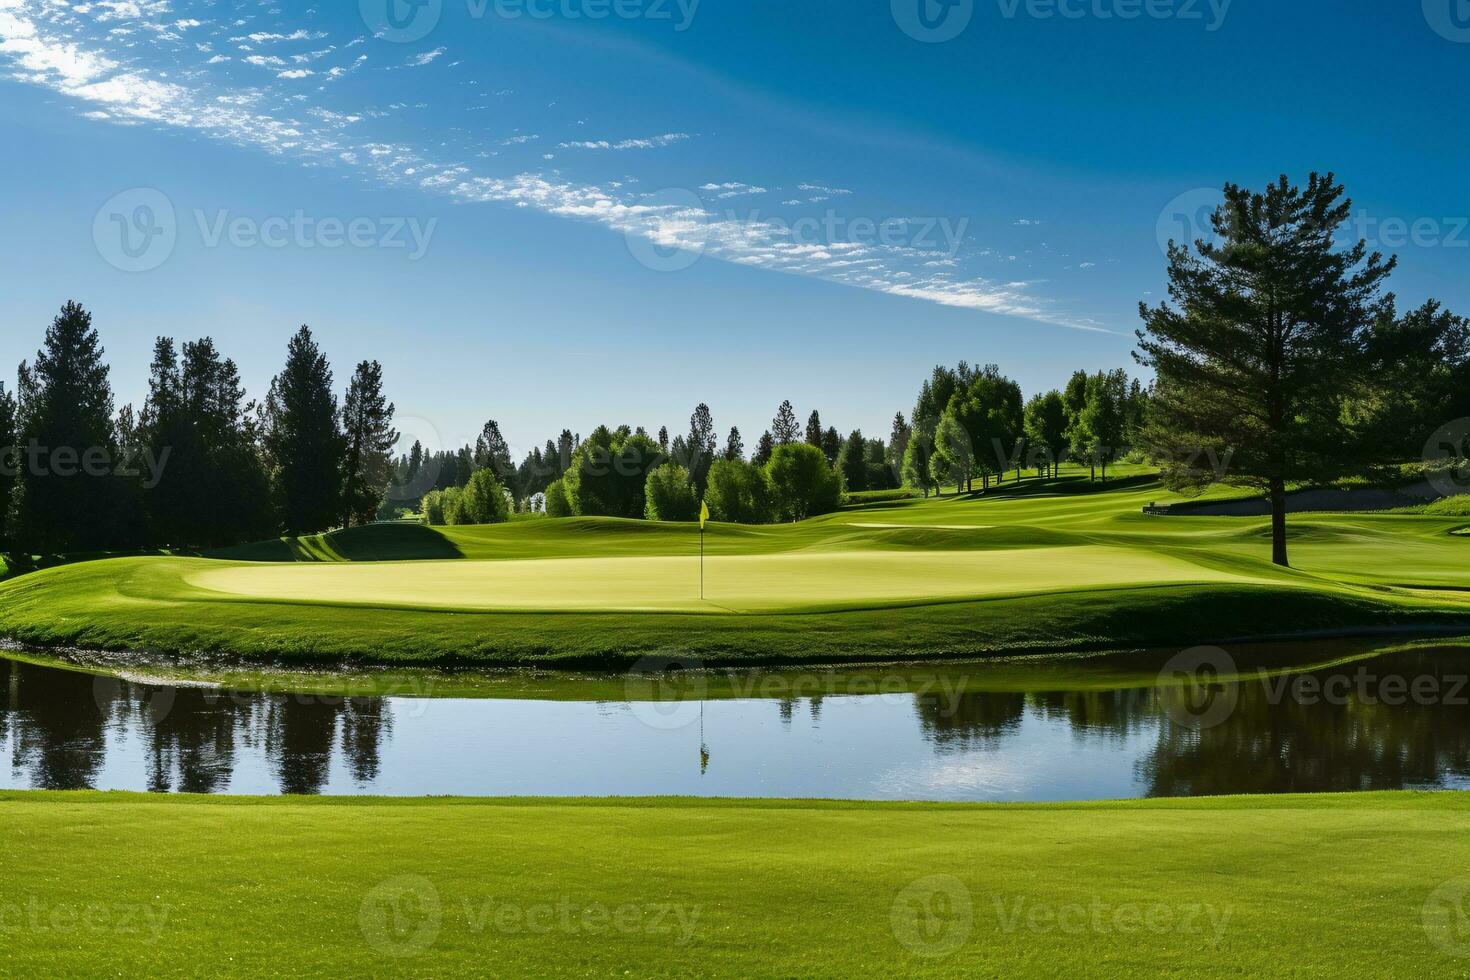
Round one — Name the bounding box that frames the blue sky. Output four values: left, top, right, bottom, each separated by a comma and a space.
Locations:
2, 0, 1468, 457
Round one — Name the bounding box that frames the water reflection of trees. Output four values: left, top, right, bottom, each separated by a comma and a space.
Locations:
914, 692, 1025, 750
0, 660, 390, 794
1138, 656, 1470, 796
912, 652, 1470, 797
1, 658, 106, 789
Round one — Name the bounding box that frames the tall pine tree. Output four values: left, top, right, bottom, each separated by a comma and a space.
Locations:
723, 426, 744, 462
8, 302, 121, 552
340, 360, 398, 527
0, 382, 14, 550
754, 430, 776, 466
263, 326, 344, 535
804, 410, 824, 450
684, 403, 717, 494
474, 420, 515, 489
772, 401, 800, 445
1138, 173, 1395, 567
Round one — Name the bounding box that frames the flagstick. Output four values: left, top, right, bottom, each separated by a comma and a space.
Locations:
698, 501, 709, 601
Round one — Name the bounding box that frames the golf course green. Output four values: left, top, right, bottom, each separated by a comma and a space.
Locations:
3, 791, 1469, 976
1, 466, 1465, 666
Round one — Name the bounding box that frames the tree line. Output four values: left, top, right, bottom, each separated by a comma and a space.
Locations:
414, 173, 1470, 571
0, 304, 396, 555
5, 176, 1465, 563
417, 402, 855, 528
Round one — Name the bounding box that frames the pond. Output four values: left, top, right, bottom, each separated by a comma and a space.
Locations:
3, 639, 1470, 800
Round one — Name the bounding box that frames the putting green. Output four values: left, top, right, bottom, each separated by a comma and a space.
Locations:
182, 546, 1270, 613
2, 466, 1465, 664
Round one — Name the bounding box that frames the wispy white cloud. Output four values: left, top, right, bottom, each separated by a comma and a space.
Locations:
558, 132, 691, 151
0, 0, 1102, 332
230, 30, 327, 44
699, 181, 766, 199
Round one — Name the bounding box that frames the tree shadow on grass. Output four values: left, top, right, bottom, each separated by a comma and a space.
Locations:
210, 523, 464, 563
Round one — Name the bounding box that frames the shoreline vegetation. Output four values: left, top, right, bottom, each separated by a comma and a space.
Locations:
0, 468, 1465, 669
3, 791, 1470, 975
4, 634, 1464, 701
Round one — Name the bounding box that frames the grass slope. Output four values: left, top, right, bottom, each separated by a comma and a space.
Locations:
2, 791, 1468, 977
1, 466, 1466, 666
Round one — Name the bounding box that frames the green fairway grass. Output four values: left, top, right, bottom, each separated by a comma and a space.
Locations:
2, 791, 1469, 977
1, 466, 1466, 666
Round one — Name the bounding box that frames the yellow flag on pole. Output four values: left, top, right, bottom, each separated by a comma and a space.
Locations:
699, 501, 710, 529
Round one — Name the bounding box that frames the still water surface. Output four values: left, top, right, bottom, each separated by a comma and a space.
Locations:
3, 641, 1470, 801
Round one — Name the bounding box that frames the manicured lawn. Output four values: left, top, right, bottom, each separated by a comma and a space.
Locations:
182, 544, 1269, 612
2, 791, 1468, 976
0, 467, 1465, 666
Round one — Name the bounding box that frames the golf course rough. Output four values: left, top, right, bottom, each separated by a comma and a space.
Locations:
0, 467, 1466, 665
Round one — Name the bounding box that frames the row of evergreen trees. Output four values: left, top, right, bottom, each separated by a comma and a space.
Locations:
0, 303, 398, 555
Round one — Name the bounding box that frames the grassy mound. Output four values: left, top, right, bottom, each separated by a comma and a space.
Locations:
3, 791, 1468, 976
1, 466, 1465, 665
